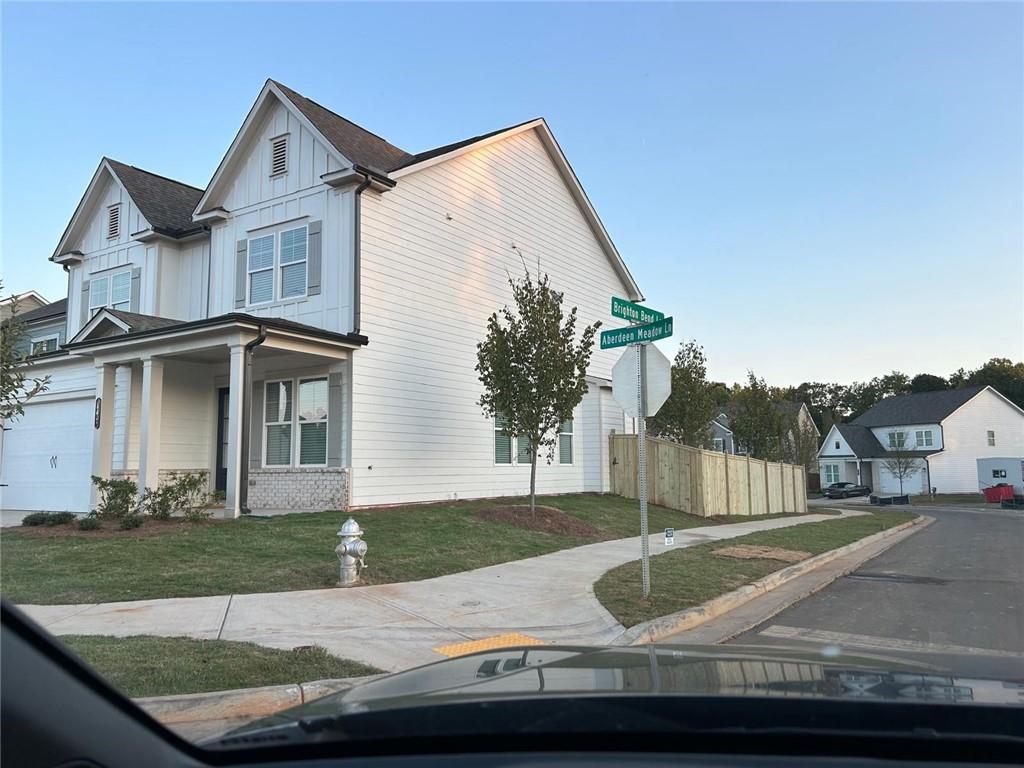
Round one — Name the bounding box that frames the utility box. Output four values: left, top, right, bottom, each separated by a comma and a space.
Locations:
977, 457, 1024, 495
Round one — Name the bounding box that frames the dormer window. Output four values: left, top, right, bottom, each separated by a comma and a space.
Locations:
270, 134, 288, 176
107, 204, 121, 239
90, 270, 131, 312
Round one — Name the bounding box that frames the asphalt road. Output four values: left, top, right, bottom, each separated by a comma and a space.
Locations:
729, 505, 1024, 679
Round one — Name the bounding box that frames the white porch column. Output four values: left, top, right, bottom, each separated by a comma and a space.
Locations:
224, 344, 246, 518
856, 459, 862, 485
90, 363, 117, 507
138, 357, 165, 494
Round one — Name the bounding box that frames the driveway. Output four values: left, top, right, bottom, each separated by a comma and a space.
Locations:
728, 505, 1024, 678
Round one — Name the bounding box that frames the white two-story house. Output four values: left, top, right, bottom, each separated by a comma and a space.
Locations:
817, 386, 1024, 495
0, 79, 641, 517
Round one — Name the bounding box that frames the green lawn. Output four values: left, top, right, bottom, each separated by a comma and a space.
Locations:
595, 510, 916, 628
2, 493, 809, 605
910, 493, 987, 507
60, 635, 381, 698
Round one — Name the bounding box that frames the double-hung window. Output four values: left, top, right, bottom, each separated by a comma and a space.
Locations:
493, 413, 535, 465
915, 430, 933, 448
89, 270, 131, 312
247, 226, 308, 305
559, 419, 573, 464
824, 464, 840, 484
987, 430, 996, 446
264, 377, 329, 467
712, 437, 725, 452
887, 431, 906, 449
248, 234, 275, 304
30, 335, 59, 356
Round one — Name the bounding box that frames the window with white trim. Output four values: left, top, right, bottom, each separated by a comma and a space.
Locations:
270, 134, 288, 176
264, 377, 329, 467
712, 437, 725, 451
987, 430, 996, 446
558, 419, 573, 464
992, 469, 1007, 479
30, 334, 59, 356
824, 464, 840, 484
107, 204, 121, 239
279, 226, 308, 298
915, 429, 934, 447
494, 414, 512, 464
248, 234, 275, 304
834, 440, 840, 449
887, 431, 907, 449
89, 270, 131, 312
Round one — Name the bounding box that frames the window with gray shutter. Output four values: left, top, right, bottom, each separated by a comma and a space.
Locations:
494, 414, 512, 464
558, 419, 573, 464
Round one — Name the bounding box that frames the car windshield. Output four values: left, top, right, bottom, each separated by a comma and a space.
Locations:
1, 0, 1021, 753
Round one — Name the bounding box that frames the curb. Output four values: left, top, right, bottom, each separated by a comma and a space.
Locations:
617, 515, 933, 646
134, 675, 381, 725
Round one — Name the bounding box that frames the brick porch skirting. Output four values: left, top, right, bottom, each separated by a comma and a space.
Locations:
247, 467, 349, 511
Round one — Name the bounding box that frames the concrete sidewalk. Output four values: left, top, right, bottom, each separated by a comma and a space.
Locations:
21, 510, 866, 672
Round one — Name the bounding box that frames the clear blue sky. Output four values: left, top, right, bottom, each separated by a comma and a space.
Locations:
2, 2, 1021, 386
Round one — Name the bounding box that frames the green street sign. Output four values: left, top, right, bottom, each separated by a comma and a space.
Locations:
611, 297, 664, 324
600, 317, 674, 349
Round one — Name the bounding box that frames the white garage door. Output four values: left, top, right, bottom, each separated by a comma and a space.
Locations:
0, 397, 94, 514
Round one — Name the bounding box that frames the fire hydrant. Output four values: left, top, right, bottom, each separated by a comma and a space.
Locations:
335, 517, 367, 587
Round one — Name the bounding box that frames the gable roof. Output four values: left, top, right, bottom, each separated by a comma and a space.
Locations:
388, 119, 539, 173
104, 159, 205, 237
6, 298, 67, 324
52, 158, 205, 259
851, 386, 988, 427
270, 81, 413, 174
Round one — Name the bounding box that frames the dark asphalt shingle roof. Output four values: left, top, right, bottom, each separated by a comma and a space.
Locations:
6, 298, 67, 324
388, 118, 540, 172
851, 386, 987, 427
271, 81, 414, 174
833, 424, 937, 459
105, 159, 205, 238
105, 309, 183, 333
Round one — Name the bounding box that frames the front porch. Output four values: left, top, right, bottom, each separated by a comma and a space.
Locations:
69, 310, 365, 516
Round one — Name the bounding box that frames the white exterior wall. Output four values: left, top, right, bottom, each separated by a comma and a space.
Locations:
818, 425, 855, 458
877, 460, 929, 495
350, 128, 633, 506
928, 389, 1024, 493
156, 241, 211, 321
206, 100, 353, 332
869, 423, 942, 451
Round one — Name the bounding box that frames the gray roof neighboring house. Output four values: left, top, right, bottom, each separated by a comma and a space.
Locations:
105, 159, 205, 238
851, 386, 987, 428
832, 423, 937, 459
4, 298, 67, 325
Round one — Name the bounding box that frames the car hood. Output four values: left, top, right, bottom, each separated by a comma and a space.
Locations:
222, 643, 1021, 739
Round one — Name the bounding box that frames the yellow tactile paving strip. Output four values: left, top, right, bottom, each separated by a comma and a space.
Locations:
433, 632, 544, 658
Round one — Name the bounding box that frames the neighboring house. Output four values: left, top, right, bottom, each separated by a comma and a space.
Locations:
710, 402, 819, 461
4, 298, 69, 357
817, 385, 1024, 495
0, 290, 49, 321
0, 79, 640, 517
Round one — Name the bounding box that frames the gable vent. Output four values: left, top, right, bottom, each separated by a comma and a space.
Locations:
107, 205, 121, 239
270, 135, 288, 176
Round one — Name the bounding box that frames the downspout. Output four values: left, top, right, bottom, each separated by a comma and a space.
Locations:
238, 325, 267, 515
352, 173, 372, 335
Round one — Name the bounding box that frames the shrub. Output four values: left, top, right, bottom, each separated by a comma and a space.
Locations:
78, 516, 102, 531
22, 511, 76, 527
118, 514, 144, 531
91, 476, 140, 520
141, 473, 212, 522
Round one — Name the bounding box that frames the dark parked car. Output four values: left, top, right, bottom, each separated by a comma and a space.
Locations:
825, 481, 872, 498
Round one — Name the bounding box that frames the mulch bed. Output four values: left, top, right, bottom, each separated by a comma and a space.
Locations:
712, 544, 810, 564
8, 517, 227, 540
474, 505, 603, 538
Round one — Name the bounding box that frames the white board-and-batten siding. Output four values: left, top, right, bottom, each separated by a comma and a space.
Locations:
349, 128, 634, 506
206, 98, 353, 333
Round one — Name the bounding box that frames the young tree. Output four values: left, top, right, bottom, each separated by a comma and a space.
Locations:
1, 284, 50, 423
879, 433, 922, 496
781, 413, 820, 471
647, 339, 717, 447
476, 266, 600, 513
729, 372, 783, 460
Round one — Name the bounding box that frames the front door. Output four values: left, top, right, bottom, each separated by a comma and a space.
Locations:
215, 387, 230, 493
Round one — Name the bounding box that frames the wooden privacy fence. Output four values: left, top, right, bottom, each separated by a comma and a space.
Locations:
609, 435, 808, 517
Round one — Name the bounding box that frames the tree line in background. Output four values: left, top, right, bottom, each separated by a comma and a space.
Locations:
649, 339, 1024, 469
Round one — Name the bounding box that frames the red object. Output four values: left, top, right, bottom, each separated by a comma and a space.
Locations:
983, 485, 1014, 503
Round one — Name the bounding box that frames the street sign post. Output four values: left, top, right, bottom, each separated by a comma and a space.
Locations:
603, 299, 674, 600
600, 317, 673, 350
611, 297, 664, 325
